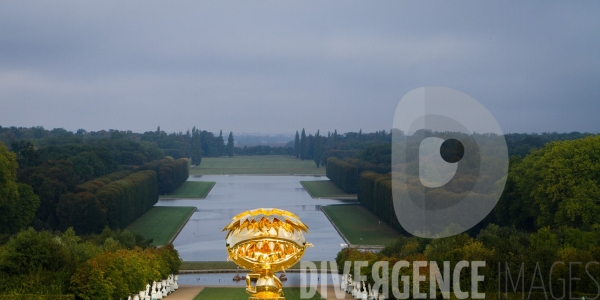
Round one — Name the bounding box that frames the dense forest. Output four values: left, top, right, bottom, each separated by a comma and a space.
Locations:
0, 124, 597, 298
0, 126, 194, 298
331, 134, 600, 299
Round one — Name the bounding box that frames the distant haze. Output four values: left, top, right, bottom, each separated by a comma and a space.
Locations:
1, 2, 598, 135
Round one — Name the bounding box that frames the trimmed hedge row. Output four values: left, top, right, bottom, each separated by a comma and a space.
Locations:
57, 171, 159, 234
58, 158, 190, 234
138, 158, 189, 195
326, 157, 358, 193
326, 157, 389, 194
157, 159, 189, 195
358, 172, 404, 234
344, 158, 390, 174
95, 170, 158, 230
74, 170, 133, 194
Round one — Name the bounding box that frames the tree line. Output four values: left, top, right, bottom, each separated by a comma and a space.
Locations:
1, 130, 191, 234
292, 128, 392, 168
0, 125, 237, 166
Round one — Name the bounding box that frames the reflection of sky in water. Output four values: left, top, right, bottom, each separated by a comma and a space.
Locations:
156, 175, 349, 261
178, 272, 342, 287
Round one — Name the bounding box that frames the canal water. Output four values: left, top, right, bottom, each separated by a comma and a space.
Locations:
177, 272, 342, 287
156, 175, 351, 262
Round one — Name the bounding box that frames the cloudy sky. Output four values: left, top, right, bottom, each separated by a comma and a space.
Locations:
1, 1, 598, 135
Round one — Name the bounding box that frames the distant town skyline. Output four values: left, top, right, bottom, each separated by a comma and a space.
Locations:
1, 2, 598, 135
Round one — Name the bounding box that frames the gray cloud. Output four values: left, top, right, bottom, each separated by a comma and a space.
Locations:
0, 1, 598, 135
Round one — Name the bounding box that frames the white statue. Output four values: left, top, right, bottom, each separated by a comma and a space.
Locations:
156, 284, 163, 300
354, 281, 362, 299
347, 274, 353, 293
161, 279, 168, 296
151, 284, 158, 300
361, 281, 368, 300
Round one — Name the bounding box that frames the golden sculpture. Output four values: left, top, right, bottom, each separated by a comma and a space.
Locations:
223, 208, 312, 300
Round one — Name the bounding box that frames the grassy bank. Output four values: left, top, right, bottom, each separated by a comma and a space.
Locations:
301, 180, 357, 199
193, 287, 322, 300
321, 205, 400, 246
159, 181, 216, 199
126, 206, 196, 246
190, 156, 325, 175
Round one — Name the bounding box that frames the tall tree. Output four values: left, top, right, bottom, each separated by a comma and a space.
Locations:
218, 130, 225, 156
190, 127, 202, 166
300, 129, 306, 161
227, 132, 234, 157
294, 131, 300, 159
496, 135, 600, 230
0, 142, 40, 234
314, 130, 322, 168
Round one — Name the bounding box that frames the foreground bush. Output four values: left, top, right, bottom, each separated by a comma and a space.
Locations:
70, 245, 180, 300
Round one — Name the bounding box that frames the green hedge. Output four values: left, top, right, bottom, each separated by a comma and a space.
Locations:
326, 157, 358, 193
74, 170, 133, 194
138, 158, 189, 195
358, 172, 404, 234
58, 171, 159, 233
157, 158, 189, 195
344, 157, 390, 174
57, 158, 188, 234
96, 170, 158, 230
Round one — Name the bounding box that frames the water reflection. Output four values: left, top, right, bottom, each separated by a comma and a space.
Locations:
157, 175, 350, 262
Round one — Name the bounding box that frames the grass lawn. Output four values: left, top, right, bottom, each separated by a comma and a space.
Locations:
321, 205, 400, 246
180, 261, 327, 271
126, 206, 196, 246
193, 287, 322, 300
159, 181, 216, 199
301, 180, 356, 199
190, 156, 325, 175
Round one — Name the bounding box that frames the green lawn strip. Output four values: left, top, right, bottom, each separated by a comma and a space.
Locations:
321, 205, 400, 246
159, 181, 216, 199
180, 261, 327, 271
300, 180, 357, 199
189, 156, 325, 175
193, 287, 322, 300
126, 206, 196, 246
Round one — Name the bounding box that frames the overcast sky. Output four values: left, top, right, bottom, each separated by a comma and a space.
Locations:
1, 1, 598, 136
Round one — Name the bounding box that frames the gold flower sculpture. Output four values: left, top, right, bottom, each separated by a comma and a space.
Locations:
223, 208, 312, 300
